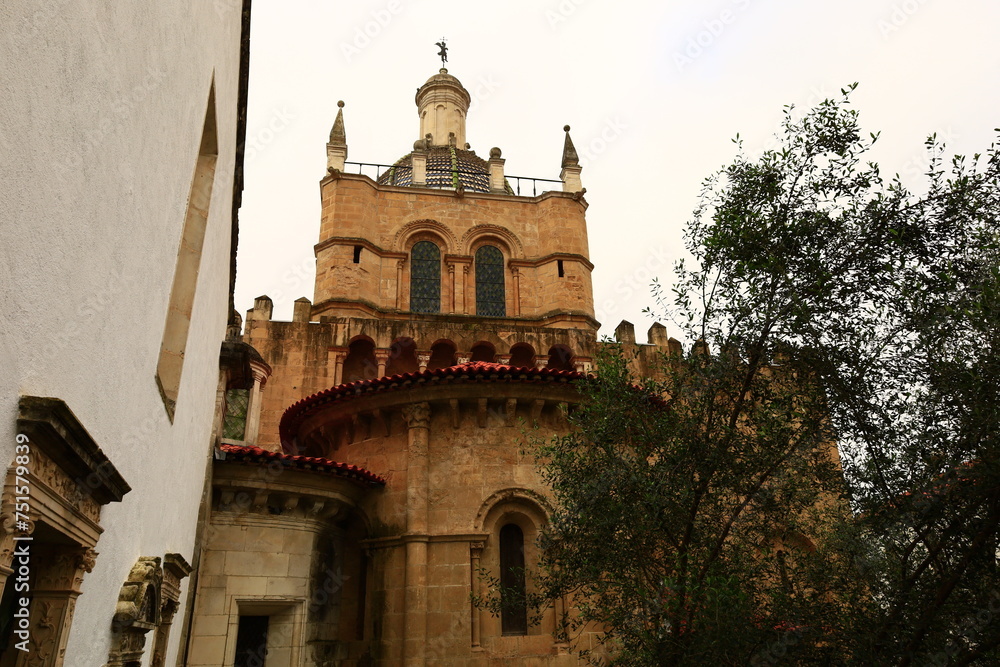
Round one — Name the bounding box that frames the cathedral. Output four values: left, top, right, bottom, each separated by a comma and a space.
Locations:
182, 63, 672, 666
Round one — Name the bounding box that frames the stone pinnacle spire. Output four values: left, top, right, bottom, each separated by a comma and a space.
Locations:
329, 100, 347, 146
326, 100, 348, 172
560, 124, 579, 168
560, 125, 583, 193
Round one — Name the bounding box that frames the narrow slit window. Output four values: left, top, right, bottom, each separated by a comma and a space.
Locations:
500, 523, 528, 635
156, 83, 218, 419
353, 245, 362, 263
557, 259, 565, 277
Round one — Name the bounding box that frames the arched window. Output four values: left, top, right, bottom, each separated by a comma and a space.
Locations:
428, 340, 457, 370
386, 337, 419, 376
343, 339, 377, 383
499, 523, 528, 635
508, 343, 535, 369
546, 345, 575, 372
475, 245, 505, 317
410, 240, 441, 314
470, 342, 496, 363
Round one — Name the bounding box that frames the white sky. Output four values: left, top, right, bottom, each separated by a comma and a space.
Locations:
235, 0, 999, 341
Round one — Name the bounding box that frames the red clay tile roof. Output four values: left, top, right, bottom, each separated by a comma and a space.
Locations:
279, 361, 585, 446
218, 443, 385, 486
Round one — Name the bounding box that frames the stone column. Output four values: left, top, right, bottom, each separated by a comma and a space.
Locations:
395, 259, 405, 310
511, 266, 521, 316
149, 554, 191, 667
462, 265, 471, 314
243, 359, 270, 446
376, 350, 391, 378
470, 542, 484, 649
447, 264, 456, 313
331, 348, 346, 386
402, 402, 431, 666
417, 353, 431, 372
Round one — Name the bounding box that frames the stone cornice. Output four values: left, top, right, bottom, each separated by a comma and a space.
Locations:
319, 172, 588, 209
17, 396, 130, 504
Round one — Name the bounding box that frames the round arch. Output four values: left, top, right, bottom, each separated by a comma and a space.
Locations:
393, 219, 457, 254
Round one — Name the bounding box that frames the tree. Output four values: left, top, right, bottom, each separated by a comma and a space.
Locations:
525, 86, 1000, 665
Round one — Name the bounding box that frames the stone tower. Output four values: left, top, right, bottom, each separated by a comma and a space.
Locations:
247, 66, 601, 448
187, 66, 618, 665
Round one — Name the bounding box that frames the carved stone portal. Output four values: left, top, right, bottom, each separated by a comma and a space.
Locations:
105, 557, 163, 667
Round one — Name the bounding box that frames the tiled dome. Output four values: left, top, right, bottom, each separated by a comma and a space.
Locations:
377, 146, 513, 194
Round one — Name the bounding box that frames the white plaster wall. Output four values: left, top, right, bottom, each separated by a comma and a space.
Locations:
0, 2, 244, 665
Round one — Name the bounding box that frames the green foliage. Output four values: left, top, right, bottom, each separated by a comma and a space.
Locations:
532, 86, 1000, 665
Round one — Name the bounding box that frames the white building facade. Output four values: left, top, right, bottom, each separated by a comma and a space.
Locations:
0, 2, 250, 665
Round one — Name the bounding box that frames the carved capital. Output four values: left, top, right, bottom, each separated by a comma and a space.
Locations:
402, 402, 431, 429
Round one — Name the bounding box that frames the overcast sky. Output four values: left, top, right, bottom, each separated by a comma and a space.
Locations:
235, 0, 999, 341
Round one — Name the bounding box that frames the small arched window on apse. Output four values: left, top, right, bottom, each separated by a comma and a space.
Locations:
386, 337, 419, 376
410, 240, 441, 314
546, 346, 575, 372
508, 343, 535, 369
342, 339, 377, 383
428, 340, 457, 370
499, 523, 529, 635
475, 245, 505, 317
470, 342, 496, 363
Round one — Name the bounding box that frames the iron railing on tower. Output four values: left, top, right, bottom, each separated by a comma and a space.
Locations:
343, 161, 564, 197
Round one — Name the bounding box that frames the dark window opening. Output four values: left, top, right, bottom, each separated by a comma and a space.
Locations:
500, 523, 528, 636
546, 346, 575, 372
557, 259, 564, 277
343, 339, 377, 382
508, 343, 535, 369
428, 341, 457, 370
353, 245, 362, 263
470, 343, 496, 363
386, 337, 419, 376
234, 615, 269, 667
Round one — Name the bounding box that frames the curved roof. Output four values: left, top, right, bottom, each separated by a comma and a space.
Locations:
377, 146, 513, 194
218, 443, 386, 487
280, 361, 584, 445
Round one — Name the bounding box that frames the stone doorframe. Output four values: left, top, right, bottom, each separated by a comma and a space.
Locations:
0, 396, 131, 666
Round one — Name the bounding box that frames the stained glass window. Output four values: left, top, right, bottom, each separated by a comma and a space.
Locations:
410, 240, 441, 314
476, 245, 505, 317
222, 388, 249, 440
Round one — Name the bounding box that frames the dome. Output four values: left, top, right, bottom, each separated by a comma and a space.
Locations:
377, 146, 513, 194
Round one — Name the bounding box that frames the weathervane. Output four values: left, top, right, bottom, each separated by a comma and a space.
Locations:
435, 38, 448, 67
